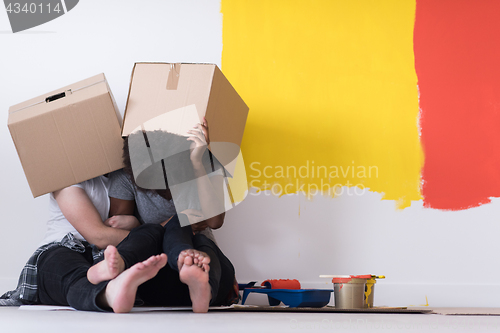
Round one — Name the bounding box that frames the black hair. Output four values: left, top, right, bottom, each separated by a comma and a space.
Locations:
122, 130, 215, 200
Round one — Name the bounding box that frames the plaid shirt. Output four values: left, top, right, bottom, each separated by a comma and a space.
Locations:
0, 233, 103, 306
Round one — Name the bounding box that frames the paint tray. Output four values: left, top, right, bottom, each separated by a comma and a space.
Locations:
241, 288, 333, 308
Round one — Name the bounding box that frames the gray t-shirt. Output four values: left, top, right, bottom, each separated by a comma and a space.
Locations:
108, 169, 216, 243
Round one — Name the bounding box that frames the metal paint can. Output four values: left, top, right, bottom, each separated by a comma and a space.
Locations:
332, 275, 370, 309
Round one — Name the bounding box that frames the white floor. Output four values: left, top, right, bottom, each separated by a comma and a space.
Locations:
2, 307, 500, 333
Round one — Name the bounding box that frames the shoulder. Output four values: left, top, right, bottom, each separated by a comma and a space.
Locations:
54, 176, 105, 199
77, 176, 108, 194
108, 169, 136, 200
109, 169, 137, 185
109, 169, 129, 181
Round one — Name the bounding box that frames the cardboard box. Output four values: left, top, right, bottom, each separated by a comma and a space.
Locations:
8, 73, 125, 197
122, 63, 249, 176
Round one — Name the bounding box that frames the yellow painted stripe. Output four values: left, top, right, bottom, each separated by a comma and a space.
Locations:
222, 0, 423, 208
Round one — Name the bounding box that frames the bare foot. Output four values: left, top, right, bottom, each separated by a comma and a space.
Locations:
177, 249, 211, 271
87, 245, 125, 285
100, 253, 167, 313
179, 252, 211, 313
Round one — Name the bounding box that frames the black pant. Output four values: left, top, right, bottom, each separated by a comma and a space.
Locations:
37, 245, 108, 311
37, 223, 165, 311
37, 216, 235, 310
138, 214, 236, 306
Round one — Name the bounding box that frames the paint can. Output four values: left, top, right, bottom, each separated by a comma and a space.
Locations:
332, 275, 370, 309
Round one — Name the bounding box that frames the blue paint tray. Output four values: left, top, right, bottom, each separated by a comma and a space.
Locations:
241, 288, 333, 308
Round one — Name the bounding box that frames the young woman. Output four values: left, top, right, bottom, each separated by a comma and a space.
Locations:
0, 175, 167, 313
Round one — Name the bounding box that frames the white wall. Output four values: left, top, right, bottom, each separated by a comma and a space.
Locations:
0, 0, 222, 290
1, 0, 500, 308
217, 190, 500, 307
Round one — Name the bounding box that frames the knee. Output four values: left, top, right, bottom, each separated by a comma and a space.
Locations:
163, 214, 181, 231
192, 233, 213, 248
149, 224, 167, 244
38, 246, 68, 269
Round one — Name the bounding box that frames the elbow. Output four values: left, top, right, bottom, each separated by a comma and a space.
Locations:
209, 222, 223, 230
93, 237, 110, 250
207, 213, 225, 230
89, 229, 114, 249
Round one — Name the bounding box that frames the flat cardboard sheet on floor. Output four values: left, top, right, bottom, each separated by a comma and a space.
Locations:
19, 305, 232, 312
18, 305, 500, 315
427, 307, 500, 316
216, 305, 433, 314
20, 305, 433, 314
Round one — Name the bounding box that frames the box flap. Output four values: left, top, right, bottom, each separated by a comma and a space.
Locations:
205, 65, 249, 175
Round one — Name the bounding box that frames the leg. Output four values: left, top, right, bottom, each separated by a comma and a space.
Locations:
162, 214, 195, 271
87, 223, 165, 284
163, 214, 210, 271
116, 223, 165, 269
136, 265, 191, 306
193, 233, 236, 306
163, 214, 211, 312
87, 245, 124, 284
37, 246, 108, 311
97, 253, 167, 313
178, 255, 211, 312
175, 234, 235, 311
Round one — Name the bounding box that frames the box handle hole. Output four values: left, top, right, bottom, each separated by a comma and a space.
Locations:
45, 90, 71, 103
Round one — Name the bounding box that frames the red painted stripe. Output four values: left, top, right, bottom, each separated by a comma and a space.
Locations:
415, 0, 500, 210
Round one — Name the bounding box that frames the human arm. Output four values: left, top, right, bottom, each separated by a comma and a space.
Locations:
104, 215, 140, 230
186, 117, 226, 230
53, 186, 129, 249
109, 196, 135, 216
107, 170, 143, 230
188, 171, 225, 230
107, 195, 141, 230
108, 170, 175, 228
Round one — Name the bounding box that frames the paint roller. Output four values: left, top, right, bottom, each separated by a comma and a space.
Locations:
261, 279, 301, 289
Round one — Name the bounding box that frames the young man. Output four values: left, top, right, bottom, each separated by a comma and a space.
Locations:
100, 118, 237, 313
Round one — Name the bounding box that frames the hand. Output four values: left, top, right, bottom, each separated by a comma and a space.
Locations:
104, 215, 140, 231
186, 117, 210, 165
